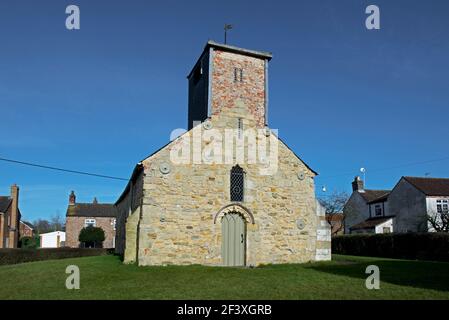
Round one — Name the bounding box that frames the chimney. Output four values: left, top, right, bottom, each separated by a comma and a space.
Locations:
69, 191, 76, 205
93, 197, 98, 204
8, 184, 19, 248
352, 176, 364, 192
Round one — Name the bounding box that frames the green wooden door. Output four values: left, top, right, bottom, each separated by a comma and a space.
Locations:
222, 213, 246, 266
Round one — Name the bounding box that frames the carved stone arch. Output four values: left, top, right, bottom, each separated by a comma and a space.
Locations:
214, 203, 255, 224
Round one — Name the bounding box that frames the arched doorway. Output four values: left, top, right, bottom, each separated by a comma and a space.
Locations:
221, 212, 246, 266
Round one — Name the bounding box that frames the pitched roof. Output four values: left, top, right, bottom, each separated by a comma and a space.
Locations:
403, 176, 449, 196
66, 203, 117, 218
350, 216, 394, 230
20, 220, 34, 229
367, 192, 390, 204
358, 190, 390, 203
0, 196, 11, 213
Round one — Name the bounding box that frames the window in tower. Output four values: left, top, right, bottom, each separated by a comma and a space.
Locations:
234, 68, 243, 82
238, 118, 243, 139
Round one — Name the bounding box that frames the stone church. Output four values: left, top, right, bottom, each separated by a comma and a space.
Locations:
115, 41, 330, 266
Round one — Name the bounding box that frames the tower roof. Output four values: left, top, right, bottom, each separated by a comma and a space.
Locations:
187, 40, 272, 78
205, 40, 273, 61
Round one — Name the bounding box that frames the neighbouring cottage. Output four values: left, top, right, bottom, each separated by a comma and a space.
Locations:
344, 177, 393, 234
344, 176, 449, 233
115, 41, 331, 267
65, 191, 117, 248
19, 221, 34, 238
0, 185, 21, 248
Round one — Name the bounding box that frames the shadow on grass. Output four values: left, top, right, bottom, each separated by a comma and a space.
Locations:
306, 257, 449, 293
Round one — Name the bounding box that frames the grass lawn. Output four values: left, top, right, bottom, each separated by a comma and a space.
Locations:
0, 254, 448, 300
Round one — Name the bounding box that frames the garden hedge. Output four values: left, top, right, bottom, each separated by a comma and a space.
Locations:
0, 248, 112, 266
332, 233, 449, 262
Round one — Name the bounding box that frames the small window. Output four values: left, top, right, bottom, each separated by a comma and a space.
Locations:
234, 67, 243, 82
437, 199, 448, 214
112, 219, 116, 231
383, 227, 391, 234
230, 165, 244, 202
238, 118, 243, 139
375, 204, 382, 216
84, 219, 96, 227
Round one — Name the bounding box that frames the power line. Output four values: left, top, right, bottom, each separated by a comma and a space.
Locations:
2, 154, 448, 184
0, 156, 128, 181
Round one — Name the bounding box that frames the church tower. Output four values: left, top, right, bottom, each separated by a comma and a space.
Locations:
187, 41, 272, 129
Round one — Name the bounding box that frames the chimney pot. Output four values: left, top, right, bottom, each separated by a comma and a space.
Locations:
69, 191, 76, 205
352, 176, 364, 192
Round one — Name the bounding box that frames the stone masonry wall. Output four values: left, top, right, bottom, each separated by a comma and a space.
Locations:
133, 130, 318, 266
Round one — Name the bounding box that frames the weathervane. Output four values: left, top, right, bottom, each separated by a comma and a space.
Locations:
224, 24, 233, 44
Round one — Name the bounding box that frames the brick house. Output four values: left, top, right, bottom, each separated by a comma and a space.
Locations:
0, 185, 21, 248
65, 191, 117, 248
19, 221, 34, 238
115, 41, 331, 267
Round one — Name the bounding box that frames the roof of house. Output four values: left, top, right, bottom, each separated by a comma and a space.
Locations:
20, 220, 34, 229
350, 216, 394, 230
403, 176, 449, 196
66, 203, 117, 218
0, 196, 11, 213
358, 190, 391, 203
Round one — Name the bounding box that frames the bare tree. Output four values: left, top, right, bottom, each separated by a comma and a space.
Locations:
427, 210, 449, 232
50, 211, 65, 232
33, 211, 66, 235
318, 191, 350, 236
32, 219, 52, 235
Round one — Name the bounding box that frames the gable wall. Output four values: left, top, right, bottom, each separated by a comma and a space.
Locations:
387, 179, 427, 232
127, 105, 322, 266
344, 192, 370, 234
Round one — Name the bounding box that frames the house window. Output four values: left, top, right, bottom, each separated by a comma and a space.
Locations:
436, 199, 449, 213
111, 219, 116, 231
84, 219, 96, 227
230, 165, 244, 202
234, 68, 243, 82
375, 204, 382, 216
383, 227, 391, 234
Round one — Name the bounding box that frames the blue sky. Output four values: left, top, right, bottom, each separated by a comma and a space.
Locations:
0, 0, 448, 222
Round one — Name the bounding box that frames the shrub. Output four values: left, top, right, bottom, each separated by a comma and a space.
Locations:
19, 236, 39, 249
332, 233, 449, 262
78, 226, 105, 248
0, 248, 112, 266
